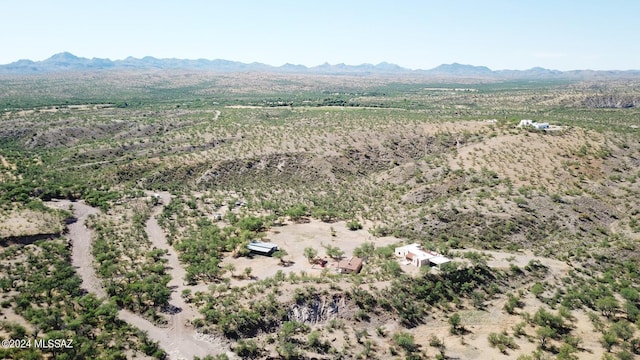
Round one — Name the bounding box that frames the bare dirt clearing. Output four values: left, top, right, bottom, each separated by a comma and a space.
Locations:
0, 305, 34, 336
0, 155, 16, 170
5, 104, 114, 117
0, 209, 63, 239
0, 155, 17, 182
221, 219, 402, 283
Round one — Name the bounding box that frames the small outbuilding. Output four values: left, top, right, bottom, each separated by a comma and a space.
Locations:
337, 257, 363, 274
247, 241, 279, 256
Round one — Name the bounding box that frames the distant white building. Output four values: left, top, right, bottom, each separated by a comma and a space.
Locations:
395, 243, 450, 268
519, 119, 550, 130
518, 119, 534, 127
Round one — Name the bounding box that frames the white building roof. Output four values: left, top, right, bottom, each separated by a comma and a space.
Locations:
430, 256, 451, 265
396, 243, 451, 264
396, 243, 422, 252
247, 241, 278, 253
411, 249, 437, 260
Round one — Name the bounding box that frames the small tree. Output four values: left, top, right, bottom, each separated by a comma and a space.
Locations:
312, 208, 337, 223
392, 331, 417, 354
354, 242, 375, 258
223, 263, 236, 278
556, 343, 578, 360
488, 332, 518, 354
234, 339, 260, 358
382, 260, 403, 277
536, 326, 556, 349
243, 267, 253, 279
596, 296, 619, 319
530, 282, 545, 298
303, 247, 318, 263
610, 320, 635, 342
324, 245, 344, 260
347, 220, 363, 231
429, 335, 445, 353
285, 204, 307, 222
308, 330, 321, 349
273, 249, 289, 266
449, 313, 462, 335
237, 216, 264, 232
276, 340, 299, 360
504, 294, 523, 314
181, 289, 192, 301
601, 331, 617, 352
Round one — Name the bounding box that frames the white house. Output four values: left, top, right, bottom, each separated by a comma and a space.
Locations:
395, 243, 420, 257
395, 243, 450, 268
519, 119, 550, 130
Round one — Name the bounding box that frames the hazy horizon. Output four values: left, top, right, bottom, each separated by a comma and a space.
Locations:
0, 51, 592, 72
3, 0, 639, 71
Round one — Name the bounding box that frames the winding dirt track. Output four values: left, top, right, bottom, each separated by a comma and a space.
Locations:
50, 198, 232, 360
62, 201, 105, 298
145, 192, 232, 359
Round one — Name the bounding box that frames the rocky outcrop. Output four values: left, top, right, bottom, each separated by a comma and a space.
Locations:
582, 95, 638, 108
287, 296, 346, 324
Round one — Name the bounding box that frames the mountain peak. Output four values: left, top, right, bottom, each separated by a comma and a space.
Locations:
431, 63, 492, 74
47, 52, 81, 61
1, 52, 639, 78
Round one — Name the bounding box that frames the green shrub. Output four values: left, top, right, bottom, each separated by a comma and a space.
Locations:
449, 313, 462, 334
234, 339, 260, 358
237, 215, 264, 232
488, 331, 518, 353
392, 331, 417, 353
346, 219, 363, 231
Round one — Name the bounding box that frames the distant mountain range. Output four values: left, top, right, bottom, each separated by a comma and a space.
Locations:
1, 52, 639, 79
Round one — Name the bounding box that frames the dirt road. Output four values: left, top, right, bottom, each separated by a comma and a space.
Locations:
48, 200, 105, 298
48, 198, 233, 360
145, 192, 230, 357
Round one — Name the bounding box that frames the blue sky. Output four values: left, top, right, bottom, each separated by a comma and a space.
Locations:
2, 0, 638, 70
